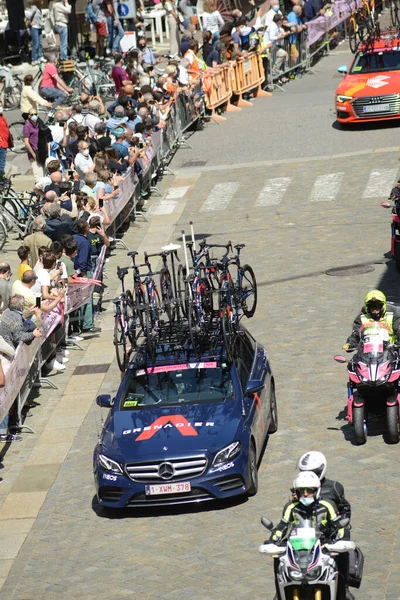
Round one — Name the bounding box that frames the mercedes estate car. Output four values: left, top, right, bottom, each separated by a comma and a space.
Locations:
93, 327, 278, 509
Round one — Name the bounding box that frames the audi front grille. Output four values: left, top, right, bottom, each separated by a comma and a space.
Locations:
352, 94, 400, 118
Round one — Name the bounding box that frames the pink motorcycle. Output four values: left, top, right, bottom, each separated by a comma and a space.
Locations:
335, 329, 400, 445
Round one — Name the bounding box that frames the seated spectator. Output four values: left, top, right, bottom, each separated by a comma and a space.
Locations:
112, 54, 130, 96
74, 141, 95, 181
45, 203, 76, 241
17, 246, 31, 281
24, 217, 52, 267
40, 53, 74, 107
84, 100, 103, 137
0, 263, 12, 314
12, 270, 64, 318
106, 105, 128, 132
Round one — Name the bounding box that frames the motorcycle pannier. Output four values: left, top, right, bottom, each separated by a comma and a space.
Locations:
347, 547, 364, 589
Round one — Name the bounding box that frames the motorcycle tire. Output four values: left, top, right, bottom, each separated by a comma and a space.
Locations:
353, 404, 367, 445
394, 241, 400, 273
386, 403, 400, 444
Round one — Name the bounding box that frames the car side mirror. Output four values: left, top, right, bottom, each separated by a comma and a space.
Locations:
96, 394, 112, 408
337, 65, 348, 75
246, 379, 264, 396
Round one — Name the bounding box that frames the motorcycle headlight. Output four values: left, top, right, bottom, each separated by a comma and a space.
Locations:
212, 441, 241, 466
288, 568, 302, 581
97, 453, 123, 474
306, 566, 322, 580
336, 95, 353, 103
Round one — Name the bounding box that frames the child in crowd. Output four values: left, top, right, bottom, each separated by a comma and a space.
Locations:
17, 246, 31, 281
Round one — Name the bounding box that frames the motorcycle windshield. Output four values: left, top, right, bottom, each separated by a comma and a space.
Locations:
359, 330, 391, 361
289, 527, 316, 551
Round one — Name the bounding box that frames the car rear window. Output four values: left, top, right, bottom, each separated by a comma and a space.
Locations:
351, 50, 400, 73
119, 362, 234, 410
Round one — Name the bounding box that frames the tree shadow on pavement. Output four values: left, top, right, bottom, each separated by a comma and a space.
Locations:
91, 494, 248, 520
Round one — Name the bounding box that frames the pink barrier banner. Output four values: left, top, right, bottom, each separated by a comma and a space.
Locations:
65, 245, 107, 314
0, 306, 62, 422
306, 0, 363, 47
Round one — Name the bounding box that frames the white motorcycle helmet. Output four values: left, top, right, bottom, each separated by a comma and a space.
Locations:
293, 471, 321, 506
297, 451, 327, 480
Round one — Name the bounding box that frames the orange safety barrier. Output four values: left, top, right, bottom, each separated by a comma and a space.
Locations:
231, 52, 271, 106
204, 65, 233, 122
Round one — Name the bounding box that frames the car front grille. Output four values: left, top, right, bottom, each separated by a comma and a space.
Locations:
125, 455, 208, 482
352, 94, 400, 118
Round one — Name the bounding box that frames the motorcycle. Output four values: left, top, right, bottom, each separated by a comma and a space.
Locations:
334, 327, 400, 445
259, 516, 355, 600
381, 191, 400, 272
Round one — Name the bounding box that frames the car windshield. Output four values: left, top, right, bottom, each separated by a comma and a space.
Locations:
351, 50, 400, 73
119, 362, 234, 409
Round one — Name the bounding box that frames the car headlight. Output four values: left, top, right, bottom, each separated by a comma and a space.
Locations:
288, 568, 302, 581
98, 453, 123, 473
336, 94, 353, 103
212, 441, 241, 466
306, 566, 322, 580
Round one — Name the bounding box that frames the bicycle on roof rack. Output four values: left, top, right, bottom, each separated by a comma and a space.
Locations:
112, 222, 258, 369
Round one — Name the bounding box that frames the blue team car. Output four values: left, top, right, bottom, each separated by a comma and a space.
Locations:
93, 327, 278, 508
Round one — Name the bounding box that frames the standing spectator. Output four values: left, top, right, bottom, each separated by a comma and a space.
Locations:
60, 238, 78, 282
162, 0, 181, 58
20, 75, 52, 120
23, 109, 44, 182
68, 125, 89, 158
202, 30, 213, 62
31, 252, 63, 298
74, 141, 95, 181
73, 219, 100, 333
287, 4, 306, 64
45, 204, 76, 241
202, 0, 224, 48
0, 263, 12, 314
106, 105, 128, 131
267, 14, 289, 75
87, 216, 110, 269
53, 0, 72, 60
40, 54, 74, 108
0, 104, 13, 181
24, 217, 52, 267
112, 54, 129, 96
104, 0, 124, 53
137, 36, 161, 67
26, 0, 45, 66
17, 246, 32, 281
112, 127, 129, 160
184, 39, 203, 77
84, 101, 102, 137
262, 0, 283, 27
93, 0, 108, 59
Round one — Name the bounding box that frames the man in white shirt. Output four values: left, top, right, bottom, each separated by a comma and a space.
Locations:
48, 110, 67, 145
84, 101, 102, 137
262, 0, 283, 27
267, 13, 289, 71
74, 141, 94, 181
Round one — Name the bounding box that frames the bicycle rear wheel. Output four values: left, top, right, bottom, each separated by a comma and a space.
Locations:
8, 121, 26, 154
0, 218, 7, 250
114, 314, 127, 372
241, 265, 257, 318
3, 81, 22, 111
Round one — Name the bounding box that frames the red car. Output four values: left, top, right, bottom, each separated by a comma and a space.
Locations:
335, 34, 400, 124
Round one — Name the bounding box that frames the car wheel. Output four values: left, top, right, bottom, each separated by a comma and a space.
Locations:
268, 385, 278, 434
247, 442, 258, 497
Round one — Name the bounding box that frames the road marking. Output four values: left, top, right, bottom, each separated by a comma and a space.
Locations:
200, 182, 239, 212
151, 186, 190, 215
362, 169, 398, 198
255, 177, 292, 206
310, 172, 344, 202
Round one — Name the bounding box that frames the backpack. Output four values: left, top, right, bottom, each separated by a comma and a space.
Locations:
85, 1, 97, 25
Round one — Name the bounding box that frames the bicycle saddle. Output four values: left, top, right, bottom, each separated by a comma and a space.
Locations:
127, 250, 138, 257
117, 267, 129, 278
234, 244, 245, 250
